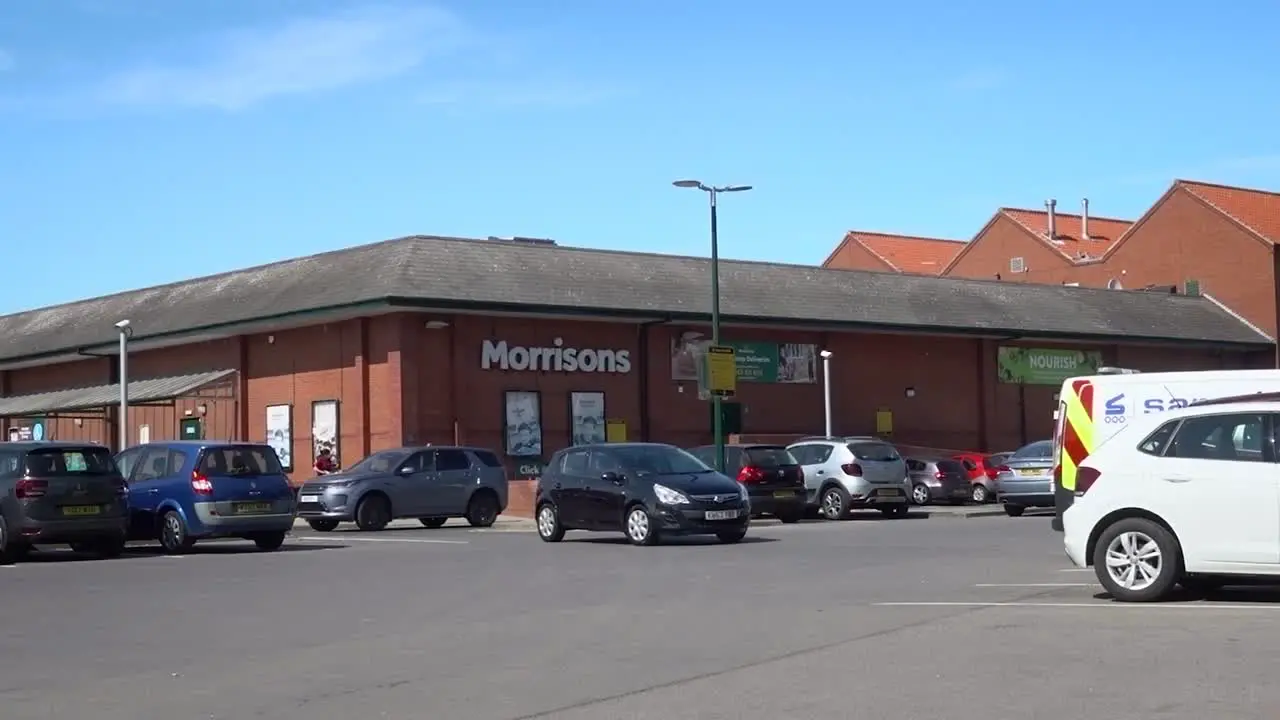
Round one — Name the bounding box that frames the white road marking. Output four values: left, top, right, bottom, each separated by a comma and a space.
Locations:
875, 601, 1280, 610
973, 583, 1095, 588
1059, 568, 1092, 573
293, 535, 468, 545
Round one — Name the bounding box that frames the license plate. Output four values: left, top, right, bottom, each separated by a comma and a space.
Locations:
61, 505, 100, 516
299, 494, 319, 503
705, 510, 740, 521
878, 489, 900, 496
772, 490, 796, 498
235, 502, 272, 514
1017, 469, 1042, 476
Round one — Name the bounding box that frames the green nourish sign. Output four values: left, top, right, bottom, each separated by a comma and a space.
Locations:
997, 347, 1102, 385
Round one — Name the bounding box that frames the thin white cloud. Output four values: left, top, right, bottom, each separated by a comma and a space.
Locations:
418, 77, 619, 109
948, 69, 1008, 93
0, 48, 14, 73
96, 4, 472, 110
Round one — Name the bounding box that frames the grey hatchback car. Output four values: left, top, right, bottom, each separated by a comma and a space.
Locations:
994, 440, 1054, 517
296, 445, 508, 531
787, 438, 911, 520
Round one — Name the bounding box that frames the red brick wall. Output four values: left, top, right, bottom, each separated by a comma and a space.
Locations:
945, 215, 1074, 282
824, 241, 893, 272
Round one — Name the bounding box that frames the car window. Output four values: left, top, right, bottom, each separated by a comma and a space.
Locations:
114, 447, 146, 478
848, 442, 900, 462
436, 449, 470, 472
397, 452, 433, 474
610, 446, 711, 475
134, 447, 172, 482
1138, 421, 1179, 456
959, 458, 978, 471
906, 459, 925, 472
560, 450, 590, 475
0, 451, 21, 478
1168, 413, 1268, 462
743, 447, 798, 467
688, 446, 715, 466
348, 450, 410, 474
588, 450, 620, 474
936, 459, 966, 474
791, 444, 832, 464
25, 447, 117, 476
1012, 441, 1053, 460
199, 445, 283, 476
473, 450, 503, 468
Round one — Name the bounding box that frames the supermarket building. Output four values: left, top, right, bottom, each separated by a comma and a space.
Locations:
0, 235, 1270, 515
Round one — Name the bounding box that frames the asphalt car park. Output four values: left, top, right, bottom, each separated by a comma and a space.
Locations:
4, 513, 1280, 720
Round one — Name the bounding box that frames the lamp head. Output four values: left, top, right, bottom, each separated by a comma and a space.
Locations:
820, 350, 833, 359
114, 319, 131, 330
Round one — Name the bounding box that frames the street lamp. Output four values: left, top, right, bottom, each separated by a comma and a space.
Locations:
672, 179, 753, 473
114, 319, 132, 451
820, 350, 833, 436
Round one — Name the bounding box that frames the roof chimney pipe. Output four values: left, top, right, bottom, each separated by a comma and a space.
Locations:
1081, 198, 1090, 241
1045, 199, 1057, 239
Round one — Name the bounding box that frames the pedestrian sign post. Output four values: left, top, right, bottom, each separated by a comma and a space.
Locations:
701, 345, 737, 399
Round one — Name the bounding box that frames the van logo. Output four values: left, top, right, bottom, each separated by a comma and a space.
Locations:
1104, 393, 1125, 416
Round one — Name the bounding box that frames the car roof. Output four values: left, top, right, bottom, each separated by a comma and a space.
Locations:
0, 441, 108, 449
690, 444, 784, 450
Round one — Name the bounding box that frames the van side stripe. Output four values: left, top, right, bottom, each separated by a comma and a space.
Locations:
1060, 380, 1094, 492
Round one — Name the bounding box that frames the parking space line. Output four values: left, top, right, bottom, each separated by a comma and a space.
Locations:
875, 601, 1280, 610
973, 583, 1095, 588
292, 536, 468, 545
1059, 568, 1092, 573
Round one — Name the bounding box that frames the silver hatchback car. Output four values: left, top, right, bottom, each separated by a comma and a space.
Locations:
786, 438, 911, 520
296, 445, 509, 531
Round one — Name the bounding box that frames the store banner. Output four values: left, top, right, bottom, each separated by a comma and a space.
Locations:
997, 347, 1102, 385
670, 334, 817, 384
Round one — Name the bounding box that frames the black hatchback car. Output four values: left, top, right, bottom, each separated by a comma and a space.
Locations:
535, 443, 750, 546
0, 442, 130, 562
687, 444, 805, 523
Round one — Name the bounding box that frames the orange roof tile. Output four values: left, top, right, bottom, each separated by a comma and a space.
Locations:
1001, 208, 1132, 261
1178, 180, 1280, 243
844, 231, 965, 274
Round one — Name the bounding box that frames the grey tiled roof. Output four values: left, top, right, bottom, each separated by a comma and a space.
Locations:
0, 235, 1269, 363
0, 369, 236, 416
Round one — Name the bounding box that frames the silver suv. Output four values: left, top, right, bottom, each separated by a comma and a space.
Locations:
296, 445, 509, 532
786, 438, 911, 520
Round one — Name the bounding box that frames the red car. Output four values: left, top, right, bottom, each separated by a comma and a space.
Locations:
953, 451, 1014, 503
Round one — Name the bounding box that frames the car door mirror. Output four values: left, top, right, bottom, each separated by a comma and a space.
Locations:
397, 465, 415, 476
601, 471, 625, 485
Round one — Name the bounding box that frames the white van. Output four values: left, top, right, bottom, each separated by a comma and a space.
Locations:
1051, 368, 1280, 530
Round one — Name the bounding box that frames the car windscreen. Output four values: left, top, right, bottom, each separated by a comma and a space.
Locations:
848, 442, 900, 462
1012, 440, 1053, 460
935, 459, 966, 474
345, 450, 410, 474
199, 446, 283, 476
743, 447, 799, 467
25, 447, 118, 476
612, 446, 711, 475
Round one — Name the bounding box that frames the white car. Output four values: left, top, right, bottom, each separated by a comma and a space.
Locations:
1063, 398, 1280, 602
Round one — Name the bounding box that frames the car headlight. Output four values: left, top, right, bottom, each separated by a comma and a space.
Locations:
653, 483, 690, 505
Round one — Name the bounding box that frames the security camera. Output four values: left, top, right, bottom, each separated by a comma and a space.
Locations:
114, 319, 131, 329
820, 350, 833, 359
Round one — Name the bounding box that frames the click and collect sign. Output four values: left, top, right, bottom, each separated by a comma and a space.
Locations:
996, 347, 1102, 385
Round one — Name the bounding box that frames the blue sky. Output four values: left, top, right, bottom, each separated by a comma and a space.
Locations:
2, 0, 1278, 314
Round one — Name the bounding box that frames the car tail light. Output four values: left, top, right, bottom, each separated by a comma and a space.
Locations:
15, 478, 48, 499
996, 465, 1011, 475
190, 471, 214, 495
985, 467, 999, 480
934, 470, 946, 480
737, 466, 766, 484
794, 467, 805, 486
841, 463, 863, 477
1076, 466, 1101, 495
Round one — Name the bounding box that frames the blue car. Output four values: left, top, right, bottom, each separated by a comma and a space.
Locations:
114, 442, 297, 554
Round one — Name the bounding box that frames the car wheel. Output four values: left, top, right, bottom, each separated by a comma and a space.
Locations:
716, 527, 748, 544
820, 486, 851, 521
910, 484, 932, 505
971, 484, 989, 504
777, 511, 803, 524
253, 532, 287, 551
880, 505, 910, 519
536, 503, 566, 543
307, 519, 340, 532
419, 517, 448, 529
1093, 517, 1181, 603
625, 506, 659, 546
1003, 504, 1025, 517
465, 492, 499, 528
354, 495, 391, 531
0, 516, 18, 565
159, 510, 195, 555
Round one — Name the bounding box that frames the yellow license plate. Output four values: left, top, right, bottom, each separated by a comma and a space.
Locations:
1017, 469, 1042, 476
61, 505, 101, 516
235, 502, 272, 514
773, 490, 796, 498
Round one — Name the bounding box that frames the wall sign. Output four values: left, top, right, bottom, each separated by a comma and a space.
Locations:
482, 338, 632, 374
997, 347, 1102, 385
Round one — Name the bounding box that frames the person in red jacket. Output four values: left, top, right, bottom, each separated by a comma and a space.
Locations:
313, 447, 338, 475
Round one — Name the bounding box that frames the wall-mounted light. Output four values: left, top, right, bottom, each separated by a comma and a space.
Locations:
267, 335, 275, 345
425, 320, 450, 330
184, 409, 193, 417
904, 387, 916, 399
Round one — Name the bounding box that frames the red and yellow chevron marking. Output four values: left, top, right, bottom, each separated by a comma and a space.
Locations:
1060, 379, 1095, 492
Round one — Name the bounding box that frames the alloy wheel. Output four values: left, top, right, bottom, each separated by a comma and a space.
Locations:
537, 506, 557, 538
626, 508, 650, 543
911, 485, 930, 505
1104, 530, 1163, 592
971, 485, 988, 503
821, 490, 843, 520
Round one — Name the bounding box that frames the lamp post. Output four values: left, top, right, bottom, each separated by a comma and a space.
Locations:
820, 350, 833, 436
114, 319, 132, 451
672, 179, 753, 473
